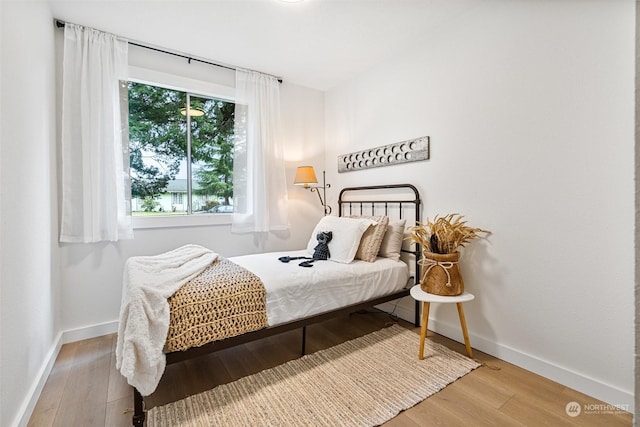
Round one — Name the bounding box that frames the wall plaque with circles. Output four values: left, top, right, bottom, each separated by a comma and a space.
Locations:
337, 136, 430, 173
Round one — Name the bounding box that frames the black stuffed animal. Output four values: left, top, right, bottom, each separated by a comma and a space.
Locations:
312, 231, 332, 260
278, 231, 333, 267
299, 231, 332, 267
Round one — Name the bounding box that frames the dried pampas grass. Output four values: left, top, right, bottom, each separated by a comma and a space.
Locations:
408, 213, 490, 255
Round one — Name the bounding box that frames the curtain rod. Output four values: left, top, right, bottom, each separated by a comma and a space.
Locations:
54, 19, 283, 83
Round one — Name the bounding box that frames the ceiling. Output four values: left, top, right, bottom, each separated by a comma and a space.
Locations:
49, 0, 480, 91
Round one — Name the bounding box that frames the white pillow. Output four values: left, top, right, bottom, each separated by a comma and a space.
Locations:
306, 216, 375, 263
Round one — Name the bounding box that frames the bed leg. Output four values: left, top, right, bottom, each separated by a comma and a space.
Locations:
133, 387, 145, 427
301, 326, 307, 355
414, 299, 420, 328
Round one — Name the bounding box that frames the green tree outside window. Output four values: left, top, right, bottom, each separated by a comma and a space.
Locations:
128, 82, 234, 214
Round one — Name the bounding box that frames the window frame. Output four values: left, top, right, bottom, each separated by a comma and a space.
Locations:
127, 66, 236, 229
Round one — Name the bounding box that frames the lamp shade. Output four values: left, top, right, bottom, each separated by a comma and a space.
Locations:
294, 166, 318, 186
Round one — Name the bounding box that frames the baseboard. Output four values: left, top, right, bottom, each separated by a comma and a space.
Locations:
428, 317, 634, 414
13, 320, 120, 427
13, 332, 63, 427
377, 298, 633, 413
61, 319, 119, 344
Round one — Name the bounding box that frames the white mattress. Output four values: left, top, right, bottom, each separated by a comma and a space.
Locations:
229, 250, 410, 326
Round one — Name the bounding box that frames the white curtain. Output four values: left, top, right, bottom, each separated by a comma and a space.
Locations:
60, 24, 133, 243
232, 69, 289, 233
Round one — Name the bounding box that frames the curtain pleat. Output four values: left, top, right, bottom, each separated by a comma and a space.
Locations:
232, 69, 289, 233
60, 24, 133, 242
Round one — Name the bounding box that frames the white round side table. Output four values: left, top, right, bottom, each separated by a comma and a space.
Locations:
410, 285, 475, 359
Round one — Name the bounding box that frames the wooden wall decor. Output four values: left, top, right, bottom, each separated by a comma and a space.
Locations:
338, 136, 430, 173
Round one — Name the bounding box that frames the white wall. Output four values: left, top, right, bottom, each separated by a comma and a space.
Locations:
58, 45, 326, 334
636, 1, 640, 421
0, 2, 60, 426
325, 0, 634, 411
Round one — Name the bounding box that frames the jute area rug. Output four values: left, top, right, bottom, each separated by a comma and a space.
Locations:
147, 324, 480, 427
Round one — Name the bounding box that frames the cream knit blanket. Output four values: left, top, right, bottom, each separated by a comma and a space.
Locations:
116, 244, 218, 396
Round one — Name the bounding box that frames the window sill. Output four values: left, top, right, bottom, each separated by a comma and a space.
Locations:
132, 213, 232, 229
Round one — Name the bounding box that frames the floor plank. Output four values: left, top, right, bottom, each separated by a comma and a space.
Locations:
28, 342, 78, 427
107, 335, 131, 404
27, 313, 633, 427
51, 335, 111, 427
105, 396, 133, 427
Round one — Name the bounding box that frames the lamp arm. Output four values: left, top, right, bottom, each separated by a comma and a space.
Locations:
310, 186, 332, 215
311, 187, 325, 206
323, 181, 332, 215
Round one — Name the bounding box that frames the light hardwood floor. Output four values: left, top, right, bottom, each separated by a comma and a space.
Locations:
28, 311, 632, 426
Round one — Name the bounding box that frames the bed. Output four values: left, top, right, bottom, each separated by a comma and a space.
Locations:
125, 184, 422, 427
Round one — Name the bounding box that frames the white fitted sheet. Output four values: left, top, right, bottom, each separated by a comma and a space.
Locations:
229, 250, 410, 327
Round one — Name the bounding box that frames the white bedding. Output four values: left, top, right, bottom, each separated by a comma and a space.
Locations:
230, 249, 410, 326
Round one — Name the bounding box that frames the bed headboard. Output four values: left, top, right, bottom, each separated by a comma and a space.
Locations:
337, 184, 422, 285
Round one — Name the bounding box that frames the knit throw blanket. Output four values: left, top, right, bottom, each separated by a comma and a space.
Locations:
165, 258, 268, 352
116, 245, 218, 396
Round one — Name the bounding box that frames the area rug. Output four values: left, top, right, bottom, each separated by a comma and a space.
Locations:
147, 324, 480, 426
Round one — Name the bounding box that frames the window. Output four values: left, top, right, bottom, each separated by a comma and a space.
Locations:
171, 192, 184, 206
128, 81, 235, 216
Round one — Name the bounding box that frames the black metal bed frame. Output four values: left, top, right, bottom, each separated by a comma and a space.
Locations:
131, 183, 422, 426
